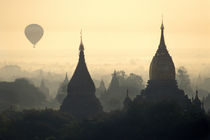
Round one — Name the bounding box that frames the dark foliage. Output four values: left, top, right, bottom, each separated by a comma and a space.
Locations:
0, 102, 209, 140
0, 78, 47, 111
0, 109, 76, 140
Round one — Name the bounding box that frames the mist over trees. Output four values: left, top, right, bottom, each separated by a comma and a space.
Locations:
176, 66, 194, 97
97, 70, 144, 112
1, 64, 210, 113
0, 65, 64, 98
0, 65, 146, 112
0, 65, 209, 139
202, 78, 210, 92
0, 78, 47, 111
176, 66, 210, 112
55, 81, 68, 104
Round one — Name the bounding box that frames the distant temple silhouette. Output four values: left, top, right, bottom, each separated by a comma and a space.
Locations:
192, 90, 204, 111
95, 80, 106, 99
60, 33, 102, 118
134, 21, 193, 109
55, 73, 69, 104
123, 89, 132, 111
100, 70, 124, 112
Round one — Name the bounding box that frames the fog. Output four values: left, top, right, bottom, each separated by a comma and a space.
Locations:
1, 64, 210, 94
0, 63, 210, 111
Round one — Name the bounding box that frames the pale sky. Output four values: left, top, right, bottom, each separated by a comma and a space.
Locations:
0, 0, 209, 79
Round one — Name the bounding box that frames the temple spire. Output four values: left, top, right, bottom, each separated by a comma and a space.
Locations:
161, 14, 164, 30
65, 72, 68, 78
64, 72, 68, 83
60, 30, 102, 118
123, 89, 132, 110
195, 90, 199, 100
79, 29, 84, 51
159, 17, 166, 49
79, 30, 85, 62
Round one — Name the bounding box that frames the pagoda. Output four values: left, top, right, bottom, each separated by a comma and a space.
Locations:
134, 21, 191, 108
60, 33, 103, 118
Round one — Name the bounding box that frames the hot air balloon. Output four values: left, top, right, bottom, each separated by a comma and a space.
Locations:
24, 24, 44, 48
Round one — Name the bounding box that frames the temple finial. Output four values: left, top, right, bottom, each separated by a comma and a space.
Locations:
79, 29, 84, 51
161, 14, 164, 30
64, 72, 69, 83
65, 72, 68, 79
159, 15, 166, 48
195, 89, 199, 99
80, 29, 83, 42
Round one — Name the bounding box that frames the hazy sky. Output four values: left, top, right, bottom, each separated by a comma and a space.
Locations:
0, 0, 209, 79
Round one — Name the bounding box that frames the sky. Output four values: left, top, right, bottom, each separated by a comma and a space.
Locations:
0, 0, 209, 80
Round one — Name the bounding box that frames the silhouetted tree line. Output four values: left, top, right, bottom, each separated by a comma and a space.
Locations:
1, 67, 210, 112
0, 101, 209, 140
177, 66, 194, 97
176, 66, 210, 111
0, 78, 48, 111
0, 69, 210, 139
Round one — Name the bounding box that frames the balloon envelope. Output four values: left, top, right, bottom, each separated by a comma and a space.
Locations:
25, 24, 44, 46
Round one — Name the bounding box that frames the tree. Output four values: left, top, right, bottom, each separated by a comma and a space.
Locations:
176, 66, 194, 97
